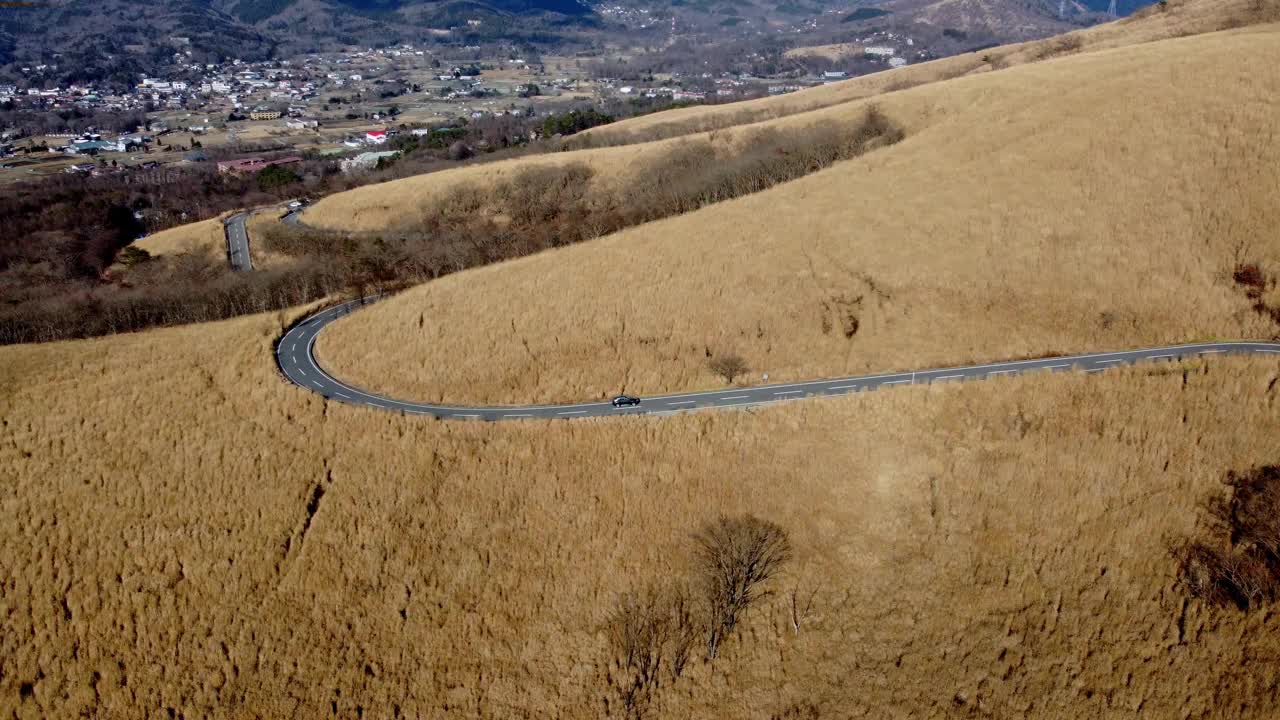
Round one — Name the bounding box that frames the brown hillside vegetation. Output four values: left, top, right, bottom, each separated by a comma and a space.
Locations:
2, 310, 1280, 717
315, 25, 1280, 405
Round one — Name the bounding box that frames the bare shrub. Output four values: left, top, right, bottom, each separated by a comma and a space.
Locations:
694, 515, 792, 659
447, 141, 473, 161
605, 585, 700, 718
621, 109, 903, 226
1232, 262, 1268, 296
708, 353, 749, 384
1173, 466, 1280, 610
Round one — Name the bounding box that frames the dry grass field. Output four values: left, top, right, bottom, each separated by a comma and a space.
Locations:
783, 42, 867, 61
6, 5, 1280, 718
3, 306, 1280, 718
299, 141, 662, 232
314, 24, 1280, 405
133, 214, 229, 258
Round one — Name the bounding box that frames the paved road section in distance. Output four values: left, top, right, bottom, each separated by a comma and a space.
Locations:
277, 298, 1280, 421
224, 213, 253, 271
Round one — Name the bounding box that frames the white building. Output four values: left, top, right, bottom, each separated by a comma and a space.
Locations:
340, 150, 400, 173
864, 46, 896, 57
888, 57, 908, 69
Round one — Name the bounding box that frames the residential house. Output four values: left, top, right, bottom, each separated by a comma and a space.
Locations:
364, 129, 388, 145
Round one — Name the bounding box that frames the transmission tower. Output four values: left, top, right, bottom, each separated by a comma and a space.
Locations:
1107, 0, 1117, 17
1058, 0, 1067, 18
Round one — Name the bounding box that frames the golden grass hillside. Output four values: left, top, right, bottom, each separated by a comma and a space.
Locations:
576, 0, 1280, 145
783, 42, 867, 61
3, 304, 1280, 717
315, 25, 1280, 406
133, 214, 229, 258
300, 143, 656, 232
295, 0, 1277, 236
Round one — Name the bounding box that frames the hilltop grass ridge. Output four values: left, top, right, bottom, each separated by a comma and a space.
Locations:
312, 22, 1280, 405
567, 0, 1280, 148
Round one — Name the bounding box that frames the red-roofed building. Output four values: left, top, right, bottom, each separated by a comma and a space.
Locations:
216, 156, 303, 174
365, 130, 388, 145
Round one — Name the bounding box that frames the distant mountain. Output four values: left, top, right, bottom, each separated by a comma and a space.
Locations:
0, 0, 594, 81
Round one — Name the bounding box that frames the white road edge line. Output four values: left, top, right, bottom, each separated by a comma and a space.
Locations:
934, 374, 964, 381
558, 410, 587, 415
720, 395, 749, 400
774, 390, 802, 396
667, 400, 697, 405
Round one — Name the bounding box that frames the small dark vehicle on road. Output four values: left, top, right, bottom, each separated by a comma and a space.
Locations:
611, 395, 642, 408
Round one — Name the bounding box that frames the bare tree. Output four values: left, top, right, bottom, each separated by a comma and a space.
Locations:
693, 515, 792, 659
788, 576, 819, 634
1172, 465, 1280, 610
708, 353, 749, 385
606, 585, 700, 718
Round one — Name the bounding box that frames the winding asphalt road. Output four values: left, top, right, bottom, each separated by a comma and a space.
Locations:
224, 213, 253, 271
276, 297, 1280, 421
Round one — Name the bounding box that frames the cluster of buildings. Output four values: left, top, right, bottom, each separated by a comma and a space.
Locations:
341, 129, 394, 148
55, 131, 153, 156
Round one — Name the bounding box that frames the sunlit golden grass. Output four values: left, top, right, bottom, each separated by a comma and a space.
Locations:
3, 309, 1279, 717
575, 0, 1280, 145
315, 26, 1280, 405
301, 143, 656, 232
133, 214, 229, 258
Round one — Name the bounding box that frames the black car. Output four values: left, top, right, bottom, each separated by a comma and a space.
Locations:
611, 395, 642, 408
